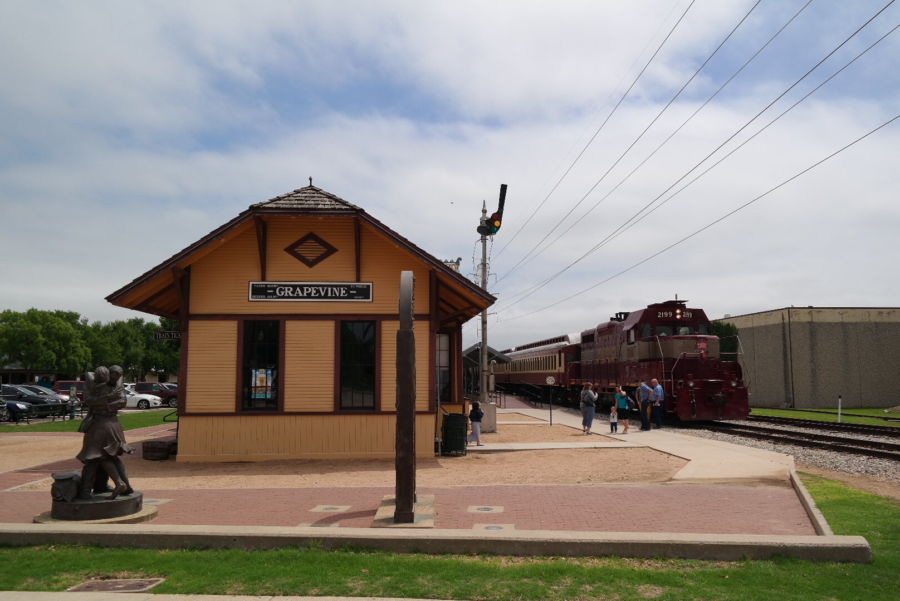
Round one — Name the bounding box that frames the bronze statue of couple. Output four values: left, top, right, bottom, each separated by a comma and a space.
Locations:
76, 365, 134, 499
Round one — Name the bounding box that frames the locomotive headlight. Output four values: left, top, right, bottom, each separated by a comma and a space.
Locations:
731, 380, 738, 387
687, 380, 694, 388
675, 309, 682, 319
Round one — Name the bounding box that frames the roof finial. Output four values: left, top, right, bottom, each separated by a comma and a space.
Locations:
309, 176, 313, 187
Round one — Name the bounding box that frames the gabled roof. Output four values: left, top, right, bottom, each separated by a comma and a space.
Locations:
251, 185, 362, 212
106, 185, 494, 321
462, 343, 511, 364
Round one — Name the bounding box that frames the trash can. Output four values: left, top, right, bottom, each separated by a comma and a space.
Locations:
142, 440, 171, 461
441, 413, 468, 456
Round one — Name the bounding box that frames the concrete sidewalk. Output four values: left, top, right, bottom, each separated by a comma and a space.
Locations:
492, 405, 795, 482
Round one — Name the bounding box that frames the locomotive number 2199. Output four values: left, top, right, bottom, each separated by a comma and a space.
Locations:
657, 311, 693, 319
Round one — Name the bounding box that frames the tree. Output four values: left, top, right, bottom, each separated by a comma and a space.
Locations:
0, 309, 92, 378
712, 321, 739, 357
0, 309, 181, 381
142, 317, 181, 380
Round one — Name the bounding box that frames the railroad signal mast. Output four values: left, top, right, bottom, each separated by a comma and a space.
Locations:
476, 184, 507, 404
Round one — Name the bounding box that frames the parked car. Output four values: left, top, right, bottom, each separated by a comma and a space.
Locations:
18, 384, 72, 405
3, 400, 33, 422
53, 380, 86, 403
133, 382, 178, 408
124, 389, 163, 410
1, 385, 66, 418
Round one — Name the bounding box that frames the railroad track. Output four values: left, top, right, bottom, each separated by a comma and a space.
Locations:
702, 421, 900, 461
748, 415, 900, 438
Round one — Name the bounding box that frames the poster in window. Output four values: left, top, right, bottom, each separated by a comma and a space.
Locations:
251, 368, 274, 399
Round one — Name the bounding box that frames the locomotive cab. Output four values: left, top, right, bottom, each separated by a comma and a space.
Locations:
623, 300, 749, 422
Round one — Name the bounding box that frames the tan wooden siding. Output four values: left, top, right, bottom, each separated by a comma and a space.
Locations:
177, 414, 436, 461
360, 225, 430, 314
190, 228, 259, 314
189, 218, 431, 316
267, 216, 357, 281
414, 320, 431, 410
186, 320, 238, 413
380, 320, 432, 412
283, 320, 334, 412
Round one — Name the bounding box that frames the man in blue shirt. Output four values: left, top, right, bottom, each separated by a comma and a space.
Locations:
651, 378, 665, 428
638, 381, 652, 431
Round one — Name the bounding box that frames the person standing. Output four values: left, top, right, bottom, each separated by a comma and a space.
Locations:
651, 378, 665, 428
638, 381, 652, 431
580, 382, 597, 435
609, 405, 618, 433
614, 386, 631, 434
467, 401, 485, 446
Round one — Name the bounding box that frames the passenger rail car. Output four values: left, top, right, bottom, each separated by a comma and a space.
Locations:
495, 300, 749, 421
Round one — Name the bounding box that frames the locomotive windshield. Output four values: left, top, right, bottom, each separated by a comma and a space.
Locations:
638, 323, 711, 337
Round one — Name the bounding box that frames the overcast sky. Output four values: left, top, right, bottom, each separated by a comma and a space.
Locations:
1, 0, 897, 351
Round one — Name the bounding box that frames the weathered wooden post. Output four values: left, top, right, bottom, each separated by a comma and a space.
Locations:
394, 270, 416, 523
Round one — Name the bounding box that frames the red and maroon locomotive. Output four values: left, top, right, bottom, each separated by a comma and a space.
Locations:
495, 300, 749, 421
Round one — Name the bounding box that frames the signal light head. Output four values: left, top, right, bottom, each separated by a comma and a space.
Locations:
489, 212, 502, 234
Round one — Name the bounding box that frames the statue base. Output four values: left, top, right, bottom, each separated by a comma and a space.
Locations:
50, 492, 144, 521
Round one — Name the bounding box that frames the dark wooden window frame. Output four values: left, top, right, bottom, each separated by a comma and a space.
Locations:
334, 319, 381, 412
235, 318, 285, 413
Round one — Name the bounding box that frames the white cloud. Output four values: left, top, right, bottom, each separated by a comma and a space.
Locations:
0, 0, 897, 351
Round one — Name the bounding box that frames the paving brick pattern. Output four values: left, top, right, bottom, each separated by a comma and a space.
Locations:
0, 482, 815, 535
0, 420, 816, 536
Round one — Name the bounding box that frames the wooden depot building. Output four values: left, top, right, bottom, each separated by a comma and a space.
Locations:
107, 185, 494, 461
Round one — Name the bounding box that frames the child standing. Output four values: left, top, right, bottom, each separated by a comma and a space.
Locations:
609, 405, 618, 433
467, 401, 485, 446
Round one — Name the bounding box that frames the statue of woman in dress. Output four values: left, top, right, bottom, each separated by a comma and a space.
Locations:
76, 365, 134, 499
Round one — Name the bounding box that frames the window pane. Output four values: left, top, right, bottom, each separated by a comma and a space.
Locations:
436, 334, 451, 404
242, 320, 279, 411
341, 321, 376, 410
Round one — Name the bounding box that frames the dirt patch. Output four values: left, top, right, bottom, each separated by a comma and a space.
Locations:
12, 423, 683, 491
484, 424, 616, 443
797, 463, 900, 502
73, 447, 684, 490
496, 412, 545, 423
0, 436, 85, 473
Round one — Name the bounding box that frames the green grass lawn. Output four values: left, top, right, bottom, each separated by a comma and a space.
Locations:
0, 474, 896, 600
751, 407, 899, 428
0, 410, 172, 433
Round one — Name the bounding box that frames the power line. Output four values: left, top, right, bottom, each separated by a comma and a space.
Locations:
496, 0, 895, 310
494, 1, 687, 264
504, 113, 898, 321
497, 0, 762, 283
497, 0, 816, 283
594, 23, 898, 255
493, 0, 697, 258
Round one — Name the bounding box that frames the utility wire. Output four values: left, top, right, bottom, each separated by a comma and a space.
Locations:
504, 113, 898, 321
497, 0, 816, 283
495, 0, 688, 261
497, 0, 761, 282
493, 0, 697, 258
590, 24, 898, 257
497, 0, 895, 309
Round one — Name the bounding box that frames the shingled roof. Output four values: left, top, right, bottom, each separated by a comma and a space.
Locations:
251, 185, 362, 212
